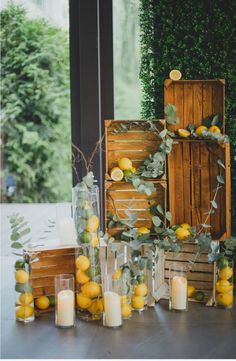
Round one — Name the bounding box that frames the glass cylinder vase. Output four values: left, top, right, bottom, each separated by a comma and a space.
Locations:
130, 249, 149, 312
169, 263, 188, 311
55, 274, 75, 328
15, 256, 35, 323
215, 258, 234, 309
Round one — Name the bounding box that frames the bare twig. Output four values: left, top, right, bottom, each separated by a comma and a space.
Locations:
87, 133, 105, 171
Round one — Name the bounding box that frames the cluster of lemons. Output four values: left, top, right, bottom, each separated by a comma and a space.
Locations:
215, 257, 233, 307
175, 223, 191, 240
15, 266, 34, 320
110, 157, 136, 181
75, 255, 103, 316
178, 125, 221, 138
79, 205, 100, 248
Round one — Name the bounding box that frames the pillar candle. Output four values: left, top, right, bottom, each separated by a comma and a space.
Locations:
171, 276, 187, 310
57, 290, 75, 327
104, 291, 122, 327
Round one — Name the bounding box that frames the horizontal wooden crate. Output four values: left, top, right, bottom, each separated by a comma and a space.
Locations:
168, 140, 231, 240
164, 79, 225, 132
105, 180, 167, 237
155, 242, 216, 302
105, 119, 166, 181
24, 246, 76, 312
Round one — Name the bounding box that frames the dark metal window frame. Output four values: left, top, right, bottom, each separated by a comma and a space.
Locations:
69, 0, 114, 225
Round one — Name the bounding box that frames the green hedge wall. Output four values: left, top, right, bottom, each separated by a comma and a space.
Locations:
140, 0, 236, 234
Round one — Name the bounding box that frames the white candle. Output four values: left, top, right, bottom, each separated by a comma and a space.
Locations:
171, 276, 187, 310
104, 291, 122, 327
57, 290, 75, 327
58, 217, 77, 245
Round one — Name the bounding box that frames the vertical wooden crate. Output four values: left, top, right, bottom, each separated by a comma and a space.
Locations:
24, 245, 76, 312
168, 140, 231, 240
105, 180, 167, 237
164, 79, 225, 132
105, 119, 166, 181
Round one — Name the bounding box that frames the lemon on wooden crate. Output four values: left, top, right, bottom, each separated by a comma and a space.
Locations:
195, 126, 208, 136
76, 293, 92, 309
208, 125, 221, 133
219, 266, 233, 280
216, 279, 233, 294
123, 170, 133, 177
169, 69, 182, 81
178, 129, 190, 138
81, 281, 101, 298
216, 293, 233, 307
76, 270, 90, 285
110, 167, 124, 181
16, 305, 34, 319
19, 292, 34, 305
35, 296, 50, 310
180, 223, 191, 231
131, 295, 145, 310
86, 215, 99, 233
76, 255, 90, 271
187, 285, 196, 298
137, 226, 150, 235
121, 303, 132, 318
118, 158, 133, 171
131, 166, 136, 173
15, 269, 29, 284
134, 283, 148, 297
175, 227, 190, 240
112, 268, 122, 281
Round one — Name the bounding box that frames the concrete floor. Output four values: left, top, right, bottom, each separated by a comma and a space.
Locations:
1, 204, 236, 359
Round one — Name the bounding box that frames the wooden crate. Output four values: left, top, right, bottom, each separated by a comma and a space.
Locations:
154, 242, 216, 303
164, 79, 225, 132
168, 140, 231, 240
105, 180, 167, 237
105, 119, 166, 181
24, 245, 76, 312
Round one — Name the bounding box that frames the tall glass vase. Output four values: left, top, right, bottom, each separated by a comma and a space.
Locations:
215, 258, 234, 309
73, 184, 103, 321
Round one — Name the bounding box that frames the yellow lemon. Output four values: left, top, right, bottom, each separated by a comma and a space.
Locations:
121, 303, 132, 318
131, 295, 145, 310
169, 69, 182, 81
187, 285, 196, 298
134, 283, 148, 297
112, 268, 122, 281
75, 255, 90, 271
76, 270, 90, 285
76, 293, 92, 309
216, 280, 233, 294
81, 281, 101, 298
15, 270, 29, 284
120, 295, 128, 304
19, 292, 34, 305
90, 233, 99, 247
195, 125, 208, 136
180, 223, 191, 231
88, 299, 103, 314
110, 167, 124, 181
175, 227, 190, 240
131, 166, 137, 173
137, 226, 150, 235
219, 267, 233, 280
16, 305, 34, 319
208, 125, 221, 133
118, 158, 132, 171
35, 296, 50, 310
178, 129, 190, 138
216, 293, 233, 307
86, 215, 99, 232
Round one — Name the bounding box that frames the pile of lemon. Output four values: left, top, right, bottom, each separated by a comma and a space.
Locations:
75, 255, 103, 317
110, 157, 136, 181
15, 264, 34, 320
175, 223, 191, 240
112, 268, 132, 319
178, 125, 221, 138
215, 257, 233, 308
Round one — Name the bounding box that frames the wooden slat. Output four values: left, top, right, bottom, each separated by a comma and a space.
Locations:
165, 270, 213, 282
31, 254, 75, 268
182, 142, 191, 224
165, 260, 213, 273
193, 82, 203, 127
183, 82, 193, 128
33, 286, 55, 297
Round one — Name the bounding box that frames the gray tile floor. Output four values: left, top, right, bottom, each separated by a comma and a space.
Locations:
1, 204, 236, 359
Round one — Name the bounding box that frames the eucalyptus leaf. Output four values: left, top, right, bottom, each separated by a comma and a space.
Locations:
165, 211, 172, 222
217, 175, 225, 184
152, 216, 162, 227
11, 242, 23, 249
157, 204, 164, 215
217, 159, 225, 169
210, 200, 217, 209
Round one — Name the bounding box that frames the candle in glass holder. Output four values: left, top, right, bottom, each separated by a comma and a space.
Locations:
55, 274, 75, 328
171, 276, 187, 310
104, 291, 122, 327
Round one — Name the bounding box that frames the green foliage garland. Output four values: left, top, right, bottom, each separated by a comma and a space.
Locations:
139, 0, 236, 233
